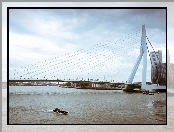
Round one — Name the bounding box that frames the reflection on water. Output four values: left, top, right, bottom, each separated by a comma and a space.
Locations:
147, 101, 153, 109
9, 86, 166, 124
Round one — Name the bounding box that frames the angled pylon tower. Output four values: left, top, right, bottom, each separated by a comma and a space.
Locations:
126, 25, 166, 90
127, 25, 146, 86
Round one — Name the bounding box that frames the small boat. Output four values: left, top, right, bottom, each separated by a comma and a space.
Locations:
143, 91, 149, 94
53, 108, 68, 114
58, 110, 68, 114
149, 93, 154, 95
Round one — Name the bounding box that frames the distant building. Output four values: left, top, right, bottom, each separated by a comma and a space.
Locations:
150, 50, 166, 86
168, 63, 174, 88
150, 50, 162, 66
167, 49, 174, 88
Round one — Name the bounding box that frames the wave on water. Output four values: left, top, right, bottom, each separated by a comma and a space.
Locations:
9, 106, 54, 114
9, 90, 123, 96
40, 109, 53, 113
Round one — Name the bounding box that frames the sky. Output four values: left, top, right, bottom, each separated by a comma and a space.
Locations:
2, 2, 171, 83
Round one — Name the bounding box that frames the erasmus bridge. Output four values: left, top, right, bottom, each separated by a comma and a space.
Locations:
8, 25, 166, 90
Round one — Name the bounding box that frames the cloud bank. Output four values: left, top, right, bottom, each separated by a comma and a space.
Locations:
2, 6, 167, 82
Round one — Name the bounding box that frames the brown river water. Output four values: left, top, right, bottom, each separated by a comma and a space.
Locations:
9, 86, 166, 124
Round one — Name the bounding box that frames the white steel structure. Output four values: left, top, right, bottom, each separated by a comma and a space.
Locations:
127, 25, 166, 90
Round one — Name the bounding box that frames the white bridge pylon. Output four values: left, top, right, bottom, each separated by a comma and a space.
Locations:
126, 25, 166, 90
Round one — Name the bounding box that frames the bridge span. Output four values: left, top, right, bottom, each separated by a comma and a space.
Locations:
9, 25, 166, 91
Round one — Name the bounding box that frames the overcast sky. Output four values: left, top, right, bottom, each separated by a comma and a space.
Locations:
2, 2, 171, 82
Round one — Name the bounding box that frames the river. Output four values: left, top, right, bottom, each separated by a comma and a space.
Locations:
9, 86, 166, 124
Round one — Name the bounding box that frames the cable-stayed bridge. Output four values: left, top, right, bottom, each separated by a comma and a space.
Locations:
8, 25, 166, 90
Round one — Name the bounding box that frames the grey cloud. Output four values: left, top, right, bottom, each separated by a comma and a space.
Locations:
8, 8, 166, 82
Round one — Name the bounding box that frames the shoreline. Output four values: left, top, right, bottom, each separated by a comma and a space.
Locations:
76, 87, 122, 90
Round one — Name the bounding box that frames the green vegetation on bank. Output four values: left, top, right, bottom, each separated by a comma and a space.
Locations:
80, 82, 89, 88
64, 82, 71, 87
